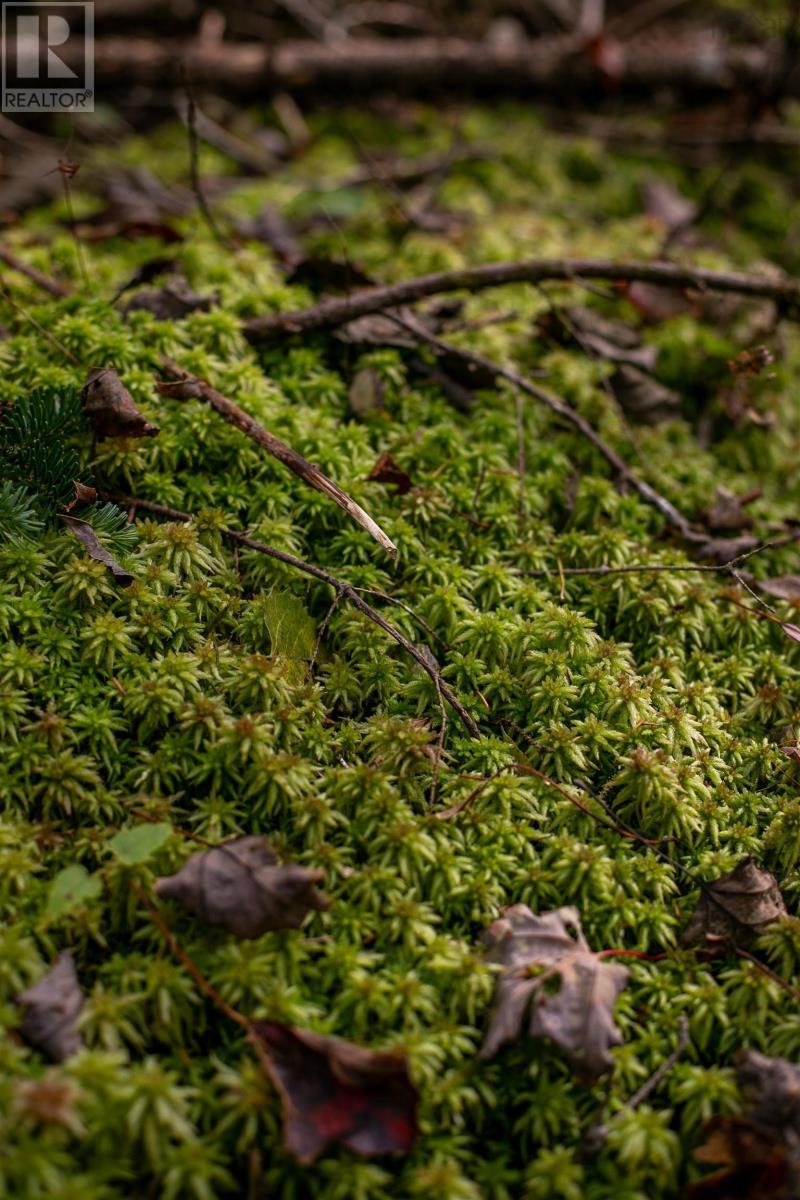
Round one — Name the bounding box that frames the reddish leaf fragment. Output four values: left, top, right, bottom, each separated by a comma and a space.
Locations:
681, 858, 786, 955
16, 952, 84, 1063
154, 835, 329, 940
687, 1050, 800, 1199
81, 368, 159, 440
782, 623, 800, 645
63, 480, 98, 512
480, 904, 629, 1082
250, 1020, 418, 1163
62, 515, 134, 586
367, 452, 413, 496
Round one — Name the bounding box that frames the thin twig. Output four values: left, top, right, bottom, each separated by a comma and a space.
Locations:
521, 531, 800, 579
243, 257, 800, 342
185, 88, 230, 246
130, 879, 250, 1029
0, 243, 71, 297
391, 313, 702, 542
156, 359, 397, 556
105, 492, 479, 737
626, 1016, 690, 1109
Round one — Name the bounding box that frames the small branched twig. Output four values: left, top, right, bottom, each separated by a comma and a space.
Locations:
391, 313, 702, 542
130, 879, 250, 1029
243, 257, 800, 342
104, 492, 479, 737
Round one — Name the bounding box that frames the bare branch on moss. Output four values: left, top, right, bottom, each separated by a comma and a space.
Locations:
392, 314, 703, 542
0, 244, 71, 298
243, 257, 800, 343
105, 492, 479, 737
156, 358, 398, 556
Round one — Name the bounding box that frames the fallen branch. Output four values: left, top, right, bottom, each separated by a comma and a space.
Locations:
42, 33, 785, 100
521, 531, 800, 579
392, 314, 702, 542
0, 244, 71, 298
244, 256, 800, 342
0, 249, 396, 557
105, 493, 478, 737
156, 358, 397, 555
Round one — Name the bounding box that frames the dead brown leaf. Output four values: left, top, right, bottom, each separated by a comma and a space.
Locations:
81, 367, 159, 440
154, 835, 329, 940
681, 859, 787, 955
687, 1050, 800, 1199
758, 576, 800, 604
479, 904, 629, 1082
366, 451, 413, 495
249, 1020, 418, 1163
610, 364, 681, 425
61, 515, 134, 586
63, 480, 98, 512
16, 952, 84, 1063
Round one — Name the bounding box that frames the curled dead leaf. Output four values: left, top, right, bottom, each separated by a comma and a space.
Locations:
154, 835, 329, 939
610, 364, 681, 426
479, 904, 629, 1082
61, 515, 134, 586
16, 952, 84, 1063
366, 452, 413, 495
681, 858, 787, 955
63, 480, 98, 512
250, 1020, 418, 1163
121, 278, 217, 320
81, 367, 159, 440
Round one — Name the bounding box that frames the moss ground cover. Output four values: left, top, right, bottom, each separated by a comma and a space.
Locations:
2, 104, 800, 1197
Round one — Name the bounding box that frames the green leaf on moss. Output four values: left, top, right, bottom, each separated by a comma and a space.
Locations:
46, 864, 102, 918
108, 823, 172, 865
263, 591, 317, 660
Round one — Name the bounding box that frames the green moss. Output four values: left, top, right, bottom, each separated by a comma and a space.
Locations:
1, 104, 800, 1197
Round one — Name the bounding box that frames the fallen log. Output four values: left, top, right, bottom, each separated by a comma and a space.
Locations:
29, 32, 790, 99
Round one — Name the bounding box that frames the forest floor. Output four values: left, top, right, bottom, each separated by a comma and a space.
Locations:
2, 99, 800, 1198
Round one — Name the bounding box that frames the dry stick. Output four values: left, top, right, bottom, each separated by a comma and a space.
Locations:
0, 244, 71, 298
185, 89, 230, 247
521, 530, 800, 579
130, 880, 250, 1029
243, 257, 800, 342
156, 360, 397, 556
390, 313, 702, 542
106, 492, 479, 737
0, 246, 396, 557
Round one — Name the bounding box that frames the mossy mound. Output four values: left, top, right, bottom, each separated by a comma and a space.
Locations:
2, 106, 800, 1198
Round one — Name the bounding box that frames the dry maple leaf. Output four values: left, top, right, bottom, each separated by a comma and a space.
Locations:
479, 904, 629, 1082
681, 859, 787, 955
687, 1050, 800, 1199
81, 367, 159, 440
16, 952, 84, 1063
249, 1020, 418, 1163
154, 835, 329, 939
